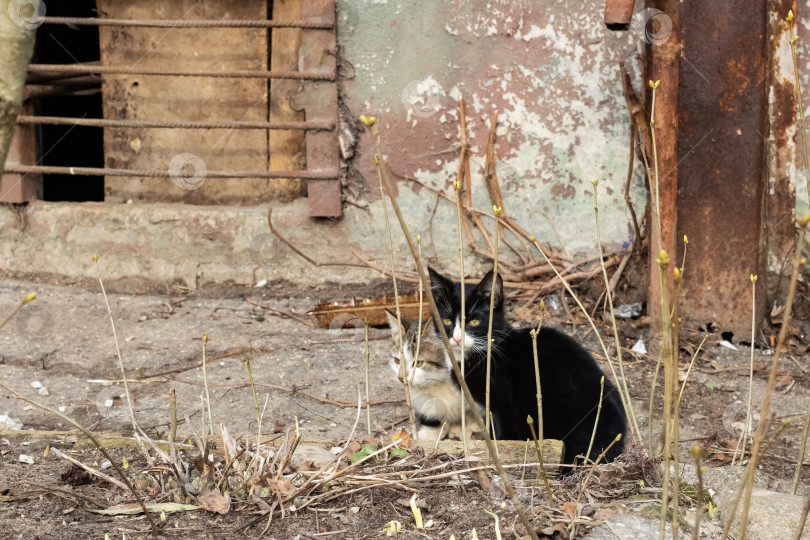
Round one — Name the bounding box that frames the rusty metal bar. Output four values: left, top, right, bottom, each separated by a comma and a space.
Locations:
644, 0, 680, 335
40, 16, 334, 29
16, 115, 334, 131
27, 64, 334, 80
4, 165, 337, 180
604, 0, 636, 30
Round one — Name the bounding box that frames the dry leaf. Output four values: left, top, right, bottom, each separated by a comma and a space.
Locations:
394, 428, 410, 448
396, 497, 426, 509
262, 477, 296, 498
562, 500, 578, 517
537, 521, 570, 539
195, 490, 231, 514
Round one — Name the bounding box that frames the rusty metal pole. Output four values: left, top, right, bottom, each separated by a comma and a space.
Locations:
642, 1, 796, 338
672, 0, 794, 338
643, 0, 680, 337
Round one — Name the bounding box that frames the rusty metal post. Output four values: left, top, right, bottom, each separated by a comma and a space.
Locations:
676, 0, 773, 337
645, 0, 796, 337
644, 0, 680, 335
764, 0, 799, 321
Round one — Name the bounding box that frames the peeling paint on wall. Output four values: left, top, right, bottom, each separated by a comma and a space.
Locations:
338, 0, 647, 268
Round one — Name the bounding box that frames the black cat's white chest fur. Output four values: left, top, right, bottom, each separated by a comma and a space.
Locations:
428, 267, 627, 467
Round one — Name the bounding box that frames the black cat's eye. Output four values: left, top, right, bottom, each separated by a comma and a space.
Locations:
468, 319, 480, 327
442, 318, 452, 326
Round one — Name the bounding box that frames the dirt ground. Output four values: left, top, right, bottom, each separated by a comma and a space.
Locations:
1, 274, 809, 539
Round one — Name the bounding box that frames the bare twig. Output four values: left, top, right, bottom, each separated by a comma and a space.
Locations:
267, 208, 365, 269
92, 255, 138, 434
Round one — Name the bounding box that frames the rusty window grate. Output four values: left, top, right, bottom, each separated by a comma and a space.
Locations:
2, 0, 341, 217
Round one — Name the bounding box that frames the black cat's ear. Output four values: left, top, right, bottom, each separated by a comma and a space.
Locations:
428, 266, 453, 297
384, 309, 405, 343
475, 269, 503, 307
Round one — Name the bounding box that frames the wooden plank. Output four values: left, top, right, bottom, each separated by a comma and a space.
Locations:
301, 0, 340, 217
268, 0, 305, 201
97, 0, 270, 206
0, 100, 37, 203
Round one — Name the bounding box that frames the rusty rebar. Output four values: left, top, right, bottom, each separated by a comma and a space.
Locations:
16, 115, 333, 131
41, 17, 333, 29
4, 165, 336, 180
27, 64, 334, 80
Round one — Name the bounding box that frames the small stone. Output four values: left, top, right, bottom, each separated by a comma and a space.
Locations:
0, 414, 23, 431
289, 445, 336, 469
100, 460, 112, 470
350, 506, 360, 514
255, 279, 267, 288
19, 454, 34, 465
38, 386, 49, 396
330, 422, 337, 428
30, 381, 42, 389
57, 406, 66, 412
185, 482, 198, 496
728, 489, 810, 539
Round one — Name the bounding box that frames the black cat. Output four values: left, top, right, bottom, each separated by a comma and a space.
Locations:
428, 266, 626, 467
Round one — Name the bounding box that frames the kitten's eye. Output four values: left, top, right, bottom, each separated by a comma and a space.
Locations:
393, 357, 400, 365
415, 358, 425, 367
442, 318, 453, 326
468, 319, 480, 327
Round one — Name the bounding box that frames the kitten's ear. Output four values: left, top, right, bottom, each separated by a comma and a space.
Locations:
475, 269, 503, 307
419, 316, 434, 338
428, 266, 453, 297
384, 309, 405, 343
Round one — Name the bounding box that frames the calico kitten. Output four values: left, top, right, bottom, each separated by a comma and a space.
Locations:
428, 267, 626, 467
385, 310, 483, 441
